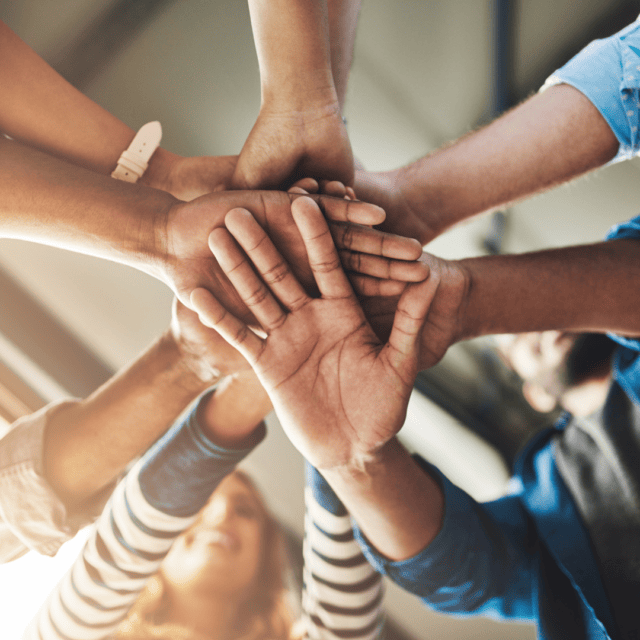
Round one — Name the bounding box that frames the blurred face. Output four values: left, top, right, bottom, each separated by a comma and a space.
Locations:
159, 474, 266, 601
497, 331, 611, 416
497, 331, 576, 413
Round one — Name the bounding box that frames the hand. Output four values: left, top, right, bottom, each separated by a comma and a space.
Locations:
354, 168, 441, 244
231, 102, 354, 190
359, 252, 470, 370
142, 149, 238, 200
170, 297, 249, 382
190, 196, 440, 470
158, 190, 427, 317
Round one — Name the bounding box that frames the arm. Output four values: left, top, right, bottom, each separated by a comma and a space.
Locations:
231, 0, 355, 189
358, 236, 640, 371
41, 299, 248, 510
302, 461, 384, 640
0, 21, 241, 201
314, 447, 537, 621
25, 373, 270, 640
355, 84, 618, 244
190, 194, 539, 621
354, 14, 640, 244
0, 136, 424, 313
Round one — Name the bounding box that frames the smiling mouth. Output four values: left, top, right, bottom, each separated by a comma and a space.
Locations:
196, 529, 240, 553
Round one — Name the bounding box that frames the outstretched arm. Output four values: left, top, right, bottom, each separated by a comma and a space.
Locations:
355, 15, 640, 243
0, 136, 425, 312
42, 299, 253, 511
360, 236, 640, 371
0, 19, 237, 200
355, 84, 618, 244
231, 1, 357, 189
25, 369, 270, 640
190, 195, 445, 559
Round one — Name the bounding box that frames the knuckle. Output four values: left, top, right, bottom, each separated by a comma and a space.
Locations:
310, 256, 342, 273
263, 260, 290, 285
244, 284, 269, 307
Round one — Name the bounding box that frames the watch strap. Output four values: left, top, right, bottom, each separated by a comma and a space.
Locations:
111, 121, 162, 183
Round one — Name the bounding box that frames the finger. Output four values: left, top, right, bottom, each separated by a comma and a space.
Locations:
190, 288, 264, 363
348, 274, 407, 297
387, 271, 441, 365
330, 222, 423, 261
224, 208, 310, 314
294, 193, 386, 226
207, 223, 288, 331
288, 186, 309, 194
291, 177, 319, 193
291, 197, 355, 300
346, 186, 357, 200
339, 249, 430, 282
318, 179, 347, 198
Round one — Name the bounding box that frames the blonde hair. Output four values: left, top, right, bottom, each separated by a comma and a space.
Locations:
115, 471, 293, 640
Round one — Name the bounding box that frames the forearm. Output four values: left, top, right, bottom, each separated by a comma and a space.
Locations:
0, 21, 182, 188
28, 393, 261, 640
320, 438, 444, 562
327, 0, 361, 110
248, 0, 337, 106
356, 85, 618, 244
42, 332, 211, 508
196, 370, 272, 449
0, 136, 175, 276
457, 239, 640, 341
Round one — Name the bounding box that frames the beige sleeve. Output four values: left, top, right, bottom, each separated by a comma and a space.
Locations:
0, 400, 114, 562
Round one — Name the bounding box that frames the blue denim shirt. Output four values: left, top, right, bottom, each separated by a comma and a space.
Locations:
544, 17, 640, 163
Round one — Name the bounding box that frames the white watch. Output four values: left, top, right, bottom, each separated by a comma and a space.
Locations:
111, 121, 162, 183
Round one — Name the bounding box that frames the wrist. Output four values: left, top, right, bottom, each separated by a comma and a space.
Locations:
320, 438, 396, 480
260, 82, 340, 116
197, 373, 271, 448
156, 330, 215, 394
139, 147, 183, 195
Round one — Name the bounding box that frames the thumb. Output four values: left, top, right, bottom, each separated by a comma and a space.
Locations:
385, 267, 440, 371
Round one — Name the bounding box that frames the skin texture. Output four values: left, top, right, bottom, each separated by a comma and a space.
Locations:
361, 239, 640, 372
190, 196, 439, 469
42, 299, 258, 510
0, 136, 428, 317
354, 84, 619, 244
191, 195, 445, 562
231, 0, 356, 189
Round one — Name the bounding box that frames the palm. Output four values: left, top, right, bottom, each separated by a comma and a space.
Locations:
231, 108, 354, 190
192, 197, 440, 470
255, 299, 415, 468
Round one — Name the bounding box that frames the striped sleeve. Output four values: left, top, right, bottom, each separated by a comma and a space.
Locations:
23, 392, 262, 640
301, 464, 384, 640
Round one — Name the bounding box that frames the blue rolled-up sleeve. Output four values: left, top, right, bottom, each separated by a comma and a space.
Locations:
543, 20, 640, 162
351, 459, 537, 622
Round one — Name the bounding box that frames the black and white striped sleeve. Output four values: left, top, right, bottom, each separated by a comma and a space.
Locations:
23, 393, 262, 640
301, 463, 384, 640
